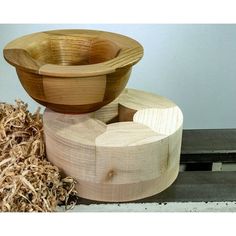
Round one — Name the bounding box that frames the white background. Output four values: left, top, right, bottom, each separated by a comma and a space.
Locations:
1, 24, 236, 129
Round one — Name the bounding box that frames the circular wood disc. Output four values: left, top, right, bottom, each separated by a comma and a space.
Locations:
43, 89, 183, 202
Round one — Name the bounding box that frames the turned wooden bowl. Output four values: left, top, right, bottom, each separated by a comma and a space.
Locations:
3, 29, 143, 113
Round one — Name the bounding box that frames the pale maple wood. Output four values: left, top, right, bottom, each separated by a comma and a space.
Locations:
4, 29, 143, 113
43, 89, 183, 202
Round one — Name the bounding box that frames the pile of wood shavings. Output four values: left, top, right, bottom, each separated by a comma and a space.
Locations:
0, 100, 77, 212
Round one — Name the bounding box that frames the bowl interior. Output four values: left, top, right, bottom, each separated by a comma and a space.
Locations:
27, 36, 121, 66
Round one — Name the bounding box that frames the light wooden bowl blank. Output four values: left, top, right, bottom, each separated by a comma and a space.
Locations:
43, 89, 183, 202
3, 29, 143, 113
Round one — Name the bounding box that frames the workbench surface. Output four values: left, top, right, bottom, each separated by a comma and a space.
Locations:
59, 129, 236, 212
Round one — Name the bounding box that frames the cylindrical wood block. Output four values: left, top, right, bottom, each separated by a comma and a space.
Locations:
43, 89, 183, 202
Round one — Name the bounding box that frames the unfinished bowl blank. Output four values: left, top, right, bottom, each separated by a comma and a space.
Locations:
43, 89, 183, 202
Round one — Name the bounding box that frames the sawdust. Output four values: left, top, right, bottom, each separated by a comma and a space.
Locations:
0, 100, 77, 212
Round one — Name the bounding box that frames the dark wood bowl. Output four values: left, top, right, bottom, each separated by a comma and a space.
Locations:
3, 29, 143, 113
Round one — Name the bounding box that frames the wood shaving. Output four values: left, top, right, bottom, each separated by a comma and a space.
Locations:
0, 100, 77, 212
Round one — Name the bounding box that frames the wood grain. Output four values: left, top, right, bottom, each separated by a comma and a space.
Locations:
4, 29, 143, 113
43, 89, 183, 202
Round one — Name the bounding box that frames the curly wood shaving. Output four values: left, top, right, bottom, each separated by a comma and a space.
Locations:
0, 100, 77, 212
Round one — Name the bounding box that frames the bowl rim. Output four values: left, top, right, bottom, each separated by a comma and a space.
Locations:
3, 29, 144, 77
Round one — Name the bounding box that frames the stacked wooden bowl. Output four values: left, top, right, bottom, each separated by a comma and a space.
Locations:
4, 29, 183, 202
4, 29, 143, 113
